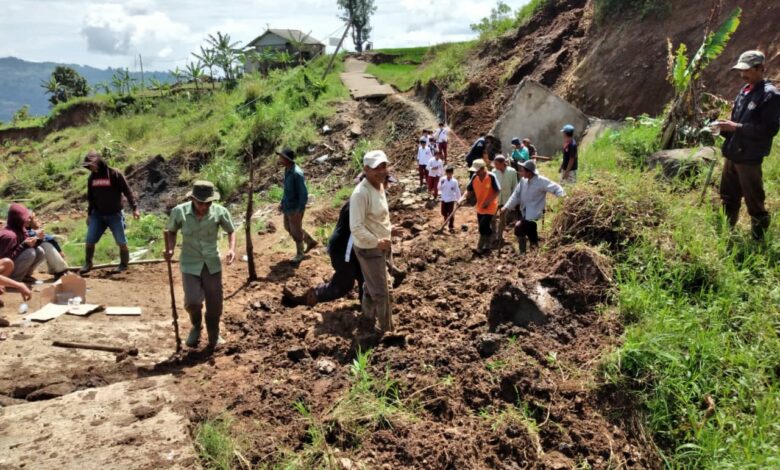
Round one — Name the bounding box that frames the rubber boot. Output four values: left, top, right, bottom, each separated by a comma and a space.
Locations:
292, 241, 305, 263
205, 313, 223, 349
472, 236, 485, 256
751, 215, 771, 241
79, 244, 95, 275
185, 310, 202, 347
376, 296, 393, 333
304, 233, 319, 253
114, 245, 130, 273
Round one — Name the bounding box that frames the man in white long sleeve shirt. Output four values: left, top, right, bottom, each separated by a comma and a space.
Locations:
500, 160, 565, 253
491, 155, 518, 246
350, 150, 402, 333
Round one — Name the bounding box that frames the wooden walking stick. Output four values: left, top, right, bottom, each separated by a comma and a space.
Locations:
164, 233, 182, 352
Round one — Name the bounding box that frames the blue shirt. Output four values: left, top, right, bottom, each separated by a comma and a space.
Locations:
281, 165, 308, 214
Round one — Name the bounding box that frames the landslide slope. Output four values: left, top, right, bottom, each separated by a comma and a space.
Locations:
439, 0, 779, 138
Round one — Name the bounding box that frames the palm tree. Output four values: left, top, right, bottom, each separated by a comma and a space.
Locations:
206, 31, 242, 83
94, 81, 111, 95
192, 46, 218, 90
169, 67, 184, 87
40, 76, 62, 105
184, 61, 204, 92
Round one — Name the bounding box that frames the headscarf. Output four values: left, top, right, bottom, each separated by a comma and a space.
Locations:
0, 203, 29, 259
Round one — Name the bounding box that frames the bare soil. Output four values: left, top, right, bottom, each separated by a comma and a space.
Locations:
0, 92, 660, 469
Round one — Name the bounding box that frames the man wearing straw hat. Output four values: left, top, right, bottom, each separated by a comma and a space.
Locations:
164, 180, 236, 350
459, 159, 501, 256
278, 148, 318, 263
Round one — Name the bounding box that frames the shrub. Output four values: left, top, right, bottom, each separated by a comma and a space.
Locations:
199, 154, 246, 200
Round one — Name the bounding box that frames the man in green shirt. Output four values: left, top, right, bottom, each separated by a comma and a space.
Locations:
164, 181, 236, 350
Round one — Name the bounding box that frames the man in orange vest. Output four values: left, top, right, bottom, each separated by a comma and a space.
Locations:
459, 160, 501, 255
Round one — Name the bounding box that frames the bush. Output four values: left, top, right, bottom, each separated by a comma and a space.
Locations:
199, 154, 246, 200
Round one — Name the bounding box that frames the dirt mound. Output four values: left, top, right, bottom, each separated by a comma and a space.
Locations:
540, 245, 613, 313
551, 182, 664, 251
487, 282, 549, 330
125, 154, 191, 212
430, 0, 779, 140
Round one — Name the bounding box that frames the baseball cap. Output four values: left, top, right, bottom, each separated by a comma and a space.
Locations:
511, 137, 521, 145
363, 150, 389, 169
733, 50, 765, 70
561, 124, 575, 134
493, 154, 506, 162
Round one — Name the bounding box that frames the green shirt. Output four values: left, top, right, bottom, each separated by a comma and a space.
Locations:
166, 202, 235, 276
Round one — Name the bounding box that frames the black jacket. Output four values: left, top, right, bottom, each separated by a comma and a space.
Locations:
722, 80, 780, 165
87, 156, 137, 216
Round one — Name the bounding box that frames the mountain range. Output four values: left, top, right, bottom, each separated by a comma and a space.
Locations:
0, 57, 173, 122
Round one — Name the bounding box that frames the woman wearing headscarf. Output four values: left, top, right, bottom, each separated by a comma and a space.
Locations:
0, 204, 45, 282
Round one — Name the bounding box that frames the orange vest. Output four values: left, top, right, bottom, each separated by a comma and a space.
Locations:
473, 173, 498, 215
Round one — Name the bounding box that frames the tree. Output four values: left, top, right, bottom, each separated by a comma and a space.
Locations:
470, 1, 514, 39
110, 68, 135, 96
41, 65, 89, 106
337, 0, 377, 53
192, 46, 218, 90
659, 6, 741, 149
206, 31, 242, 84
184, 61, 205, 91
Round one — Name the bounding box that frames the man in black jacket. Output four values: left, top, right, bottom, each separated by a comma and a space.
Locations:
80, 150, 140, 273
715, 50, 779, 241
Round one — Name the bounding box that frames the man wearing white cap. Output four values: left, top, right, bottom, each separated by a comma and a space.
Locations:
350, 150, 402, 333
501, 160, 565, 253
713, 50, 779, 241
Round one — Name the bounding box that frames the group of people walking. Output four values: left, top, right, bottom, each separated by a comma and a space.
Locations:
0, 49, 776, 347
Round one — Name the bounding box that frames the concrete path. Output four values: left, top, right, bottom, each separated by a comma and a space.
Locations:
340, 58, 395, 100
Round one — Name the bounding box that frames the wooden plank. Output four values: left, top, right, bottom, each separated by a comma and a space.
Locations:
105, 307, 142, 316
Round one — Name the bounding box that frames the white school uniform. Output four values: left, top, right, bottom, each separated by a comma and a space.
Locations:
426, 158, 445, 178
417, 145, 432, 166
439, 177, 462, 203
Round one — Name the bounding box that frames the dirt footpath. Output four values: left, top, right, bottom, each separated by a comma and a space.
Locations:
341, 58, 395, 99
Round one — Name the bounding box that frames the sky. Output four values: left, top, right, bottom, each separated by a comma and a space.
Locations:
1, 0, 531, 71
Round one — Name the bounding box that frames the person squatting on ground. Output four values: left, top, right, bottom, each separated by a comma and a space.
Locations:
491, 155, 518, 246
164, 181, 236, 350
26, 211, 67, 279
0, 204, 45, 282
426, 151, 445, 199
714, 50, 780, 241
435, 121, 450, 163
0, 270, 32, 309
559, 124, 578, 184
416, 138, 433, 187
350, 150, 403, 333
438, 166, 462, 233
282, 201, 364, 308
278, 149, 318, 263
80, 150, 140, 274
459, 159, 501, 255
501, 160, 565, 253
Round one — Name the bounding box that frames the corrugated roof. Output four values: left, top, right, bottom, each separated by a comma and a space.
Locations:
247, 29, 324, 47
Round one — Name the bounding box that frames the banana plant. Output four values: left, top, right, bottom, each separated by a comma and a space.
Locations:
660, 6, 741, 149
184, 60, 204, 92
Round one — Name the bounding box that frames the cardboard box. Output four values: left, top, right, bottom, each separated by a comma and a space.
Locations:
41, 273, 87, 305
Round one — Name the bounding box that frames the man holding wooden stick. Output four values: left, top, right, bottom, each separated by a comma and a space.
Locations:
164, 181, 236, 350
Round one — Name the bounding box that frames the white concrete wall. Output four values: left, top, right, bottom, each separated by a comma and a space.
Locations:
490, 79, 590, 158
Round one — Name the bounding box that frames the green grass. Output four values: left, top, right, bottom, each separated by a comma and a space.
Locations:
0, 54, 348, 214
43, 212, 166, 266
373, 46, 430, 64
364, 63, 419, 92
195, 416, 244, 470
577, 119, 780, 467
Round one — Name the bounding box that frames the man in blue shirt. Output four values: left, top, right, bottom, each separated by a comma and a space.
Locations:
559, 124, 578, 184
278, 149, 318, 263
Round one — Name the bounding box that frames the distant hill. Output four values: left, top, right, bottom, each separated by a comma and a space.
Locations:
0, 57, 174, 122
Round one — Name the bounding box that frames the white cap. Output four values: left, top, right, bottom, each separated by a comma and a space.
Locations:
363, 150, 389, 169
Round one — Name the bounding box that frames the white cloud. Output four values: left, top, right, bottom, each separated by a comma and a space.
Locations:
81, 3, 190, 56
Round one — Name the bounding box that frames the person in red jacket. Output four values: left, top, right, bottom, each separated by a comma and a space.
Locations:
79, 150, 140, 274
0, 203, 45, 282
